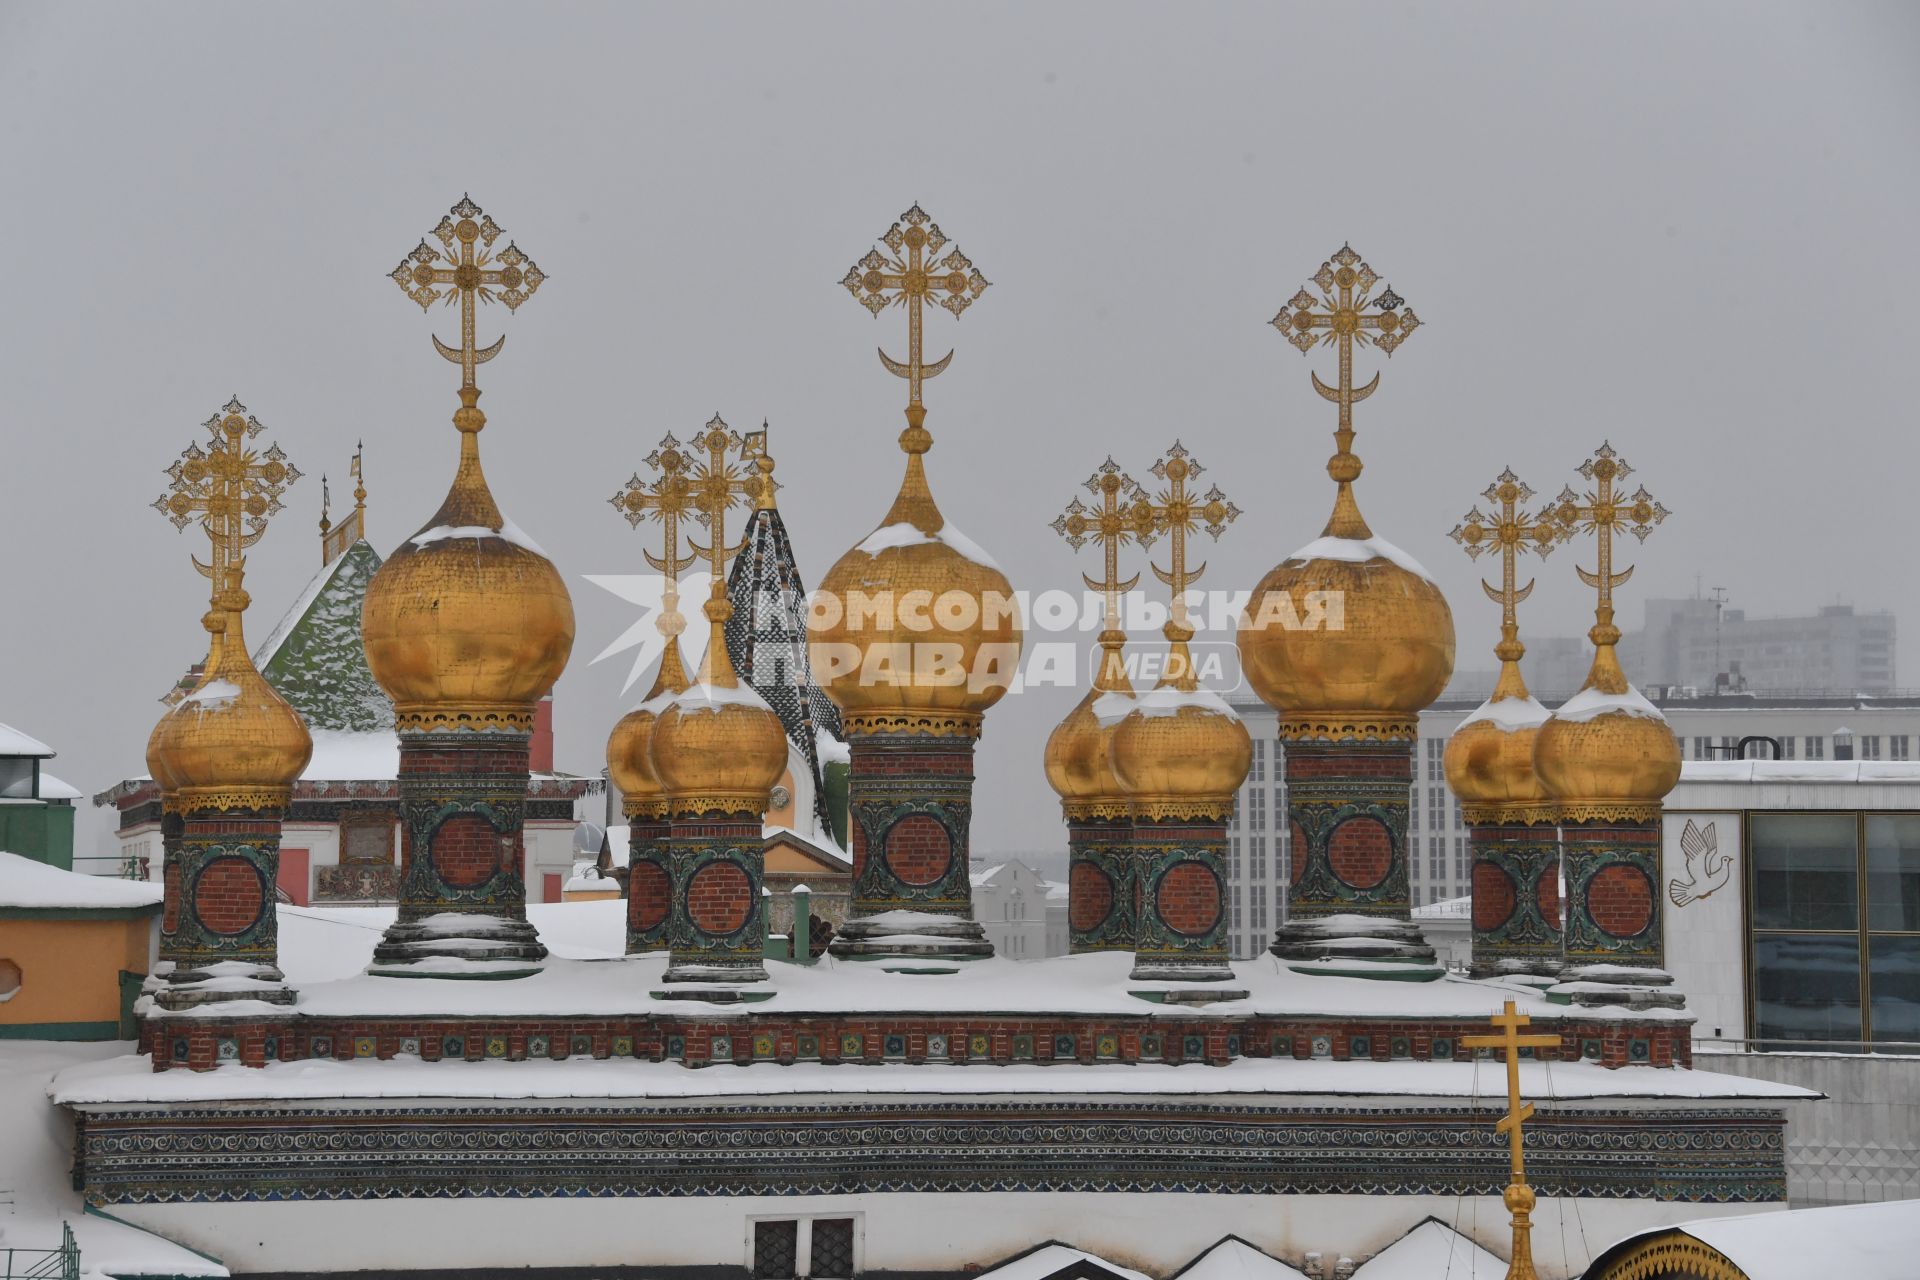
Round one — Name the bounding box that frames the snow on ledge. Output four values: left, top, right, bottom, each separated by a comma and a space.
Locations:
1458, 693, 1549, 732
1283, 535, 1436, 585
0, 851, 162, 910
1552, 683, 1667, 724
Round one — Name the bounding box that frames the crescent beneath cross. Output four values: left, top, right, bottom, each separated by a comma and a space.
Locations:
1483, 578, 1535, 604
878, 347, 955, 380
1576, 564, 1634, 590
1084, 570, 1141, 595
1153, 559, 1206, 588
435, 334, 507, 366
1312, 370, 1380, 404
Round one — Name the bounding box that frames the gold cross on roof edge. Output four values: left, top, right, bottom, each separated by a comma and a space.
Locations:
1548, 443, 1670, 649
1135, 443, 1240, 689
1449, 469, 1568, 673
391, 195, 545, 395
1050, 458, 1154, 693
153, 397, 302, 603
842, 203, 990, 427
1271, 244, 1420, 471
1461, 999, 1562, 1280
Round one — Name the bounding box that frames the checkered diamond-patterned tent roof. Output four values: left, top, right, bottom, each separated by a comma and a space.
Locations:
250, 538, 394, 733
726, 506, 843, 843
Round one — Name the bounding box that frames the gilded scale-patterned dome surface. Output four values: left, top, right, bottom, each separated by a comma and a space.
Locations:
150, 607, 312, 798
362, 429, 574, 722
650, 679, 789, 810
1044, 688, 1128, 809
1443, 692, 1552, 811
811, 448, 1021, 727
1108, 686, 1252, 809
1535, 682, 1681, 809
1240, 533, 1454, 719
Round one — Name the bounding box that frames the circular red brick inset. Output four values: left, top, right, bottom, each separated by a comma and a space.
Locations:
629, 860, 670, 931
433, 815, 504, 888
884, 814, 952, 887
1472, 861, 1517, 931
1289, 820, 1308, 886
1327, 817, 1393, 890
163, 861, 181, 934
1068, 861, 1114, 932
1537, 866, 1562, 929
686, 862, 752, 936
1589, 863, 1654, 938
1155, 861, 1223, 937
193, 856, 264, 936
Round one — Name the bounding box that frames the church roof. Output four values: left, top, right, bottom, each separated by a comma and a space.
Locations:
725, 505, 844, 843
251, 539, 393, 733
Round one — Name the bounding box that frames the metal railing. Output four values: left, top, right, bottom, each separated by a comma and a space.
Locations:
1696, 1035, 1920, 1054
1, 1223, 79, 1280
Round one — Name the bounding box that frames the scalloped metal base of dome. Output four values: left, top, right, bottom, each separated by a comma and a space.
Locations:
827, 912, 995, 966
1269, 914, 1443, 978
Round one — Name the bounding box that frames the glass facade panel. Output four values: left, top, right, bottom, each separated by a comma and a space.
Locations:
1866, 815, 1920, 932
1869, 935, 1920, 1050
1751, 814, 1857, 930
1753, 934, 1862, 1045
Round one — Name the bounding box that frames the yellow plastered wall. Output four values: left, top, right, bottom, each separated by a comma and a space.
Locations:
766, 767, 798, 829
0, 914, 152, 1031
764, 838, 850, 877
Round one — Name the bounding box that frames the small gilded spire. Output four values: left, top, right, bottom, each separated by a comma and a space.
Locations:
1545, 442, 1671, 692
1449, 468, 1569, 702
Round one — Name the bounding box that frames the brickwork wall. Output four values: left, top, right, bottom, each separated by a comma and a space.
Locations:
432, 814, 510, 888
1327, 817, 1392, 889
686, 861, 752, 935
1589, 863, 1655, 937
1561, 818, 1664, 968
884, 813, 952, 886
1156, 861, 1223, 936
1282, 739, 1413, 920
1472, 860, 1516, 930
193, 857, 266, 934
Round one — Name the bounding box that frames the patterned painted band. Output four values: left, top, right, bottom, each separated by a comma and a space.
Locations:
1590, 1237, 1746, 1280
622, 797, 670, 819
1278, 713, 1420, 744
1557, 802, 1666, 824
163, 787, 291, 815
1461, 800, 1560, 827
841, 710, 982, 738
393, 703, 536, 733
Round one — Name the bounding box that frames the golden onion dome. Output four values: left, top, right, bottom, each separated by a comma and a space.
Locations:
650, 596, 789, 813
1043, 637, 1133, 817
362, 390, 574, 730
606, 637, 690, 814
810, 415, 1021, 734
1534, 643, 1680, 817
1108, 634, 1252, 818
149, 582, 312, 806
1443, 660, 1552, 818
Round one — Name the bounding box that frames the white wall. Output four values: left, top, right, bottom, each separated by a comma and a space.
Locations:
1661, 810, 1747, 1042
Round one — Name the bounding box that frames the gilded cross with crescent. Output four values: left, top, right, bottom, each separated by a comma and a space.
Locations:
1271, 244, 1420, 456
1449, 469, 1568, 670
1461, 1000, 1563, 1280
841, 204, 990, 421
1137, 443, 1239, 689
391, 195, 545, 393
1050, 458, 1154, 692
610, 434, 701, 650
153, 397, 302, 601
1548, 443, 1669, 648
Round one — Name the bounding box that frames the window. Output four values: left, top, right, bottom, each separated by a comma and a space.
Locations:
341, 813, 396, 865
1782, 736, 1796, 760
752, 1217, 858, 1280
1862, 736, 1882, 761
754, 1221, 799, 1279
1252, 834, 1266, 881
1805, 737, 1825, 760
812, 1219, 856, 1279
1250, 738, 1266, 783
1694, 736, 1712, 759
1893, 736, 1910, 761
1748, 813, 1920, 1051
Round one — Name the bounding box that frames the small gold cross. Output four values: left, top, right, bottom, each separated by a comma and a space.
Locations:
841, 204, 990, 420
390, 195, 545, 393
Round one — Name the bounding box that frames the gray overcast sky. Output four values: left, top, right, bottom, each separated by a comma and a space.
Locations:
2, 2, 1917, 861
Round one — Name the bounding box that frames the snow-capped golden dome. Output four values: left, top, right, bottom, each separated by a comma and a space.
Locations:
361, 390, 574, 732
1534, 642, 1680, 821
1108, 631, 1252, 820
650, 594, 789, 815
1043, 636, 1133, 820
1239, 482, 1454, 739
810, 411, 1022, 735
1443, 659, 1553, 821
149, 574, 312, 810
607, 638, 689, 817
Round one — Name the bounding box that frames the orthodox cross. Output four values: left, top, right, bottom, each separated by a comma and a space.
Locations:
391, 195, 545, 393
1548, 443, 1669, 647
1271, 244, 1420, 459
684, 415, 762, 590
742, 423, 780, 511
1050, 458, 1153, 691
841, 203, 990, 418
1449, 469, 1568, 668
610, 432, 701, 646
1137, 443, 1239, 687
1461, 1000, 1562, 1280
153, 397, 301, 602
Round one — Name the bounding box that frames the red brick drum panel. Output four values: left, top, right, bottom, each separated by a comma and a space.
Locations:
1472, 861, 1516, 930
1068, 861, 1113, 933
432, 814, 510, 888
884, 814, 952, 887
629, 861, 671, 932
1156, 861, 1222, 937
1589, 863, 1655, 937
686, 862, 753, 936
193, 856, 265, 935
1327, 817, 1392, 890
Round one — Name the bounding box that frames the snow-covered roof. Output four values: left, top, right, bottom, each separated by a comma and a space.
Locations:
1412, 893, 1471, 922
975, 1243, 1152, 1280
1594, 1200, 1920, 1280
763, 825, 852, 869
0, 722, 54, 758
1680, 760, 1920, 784
251, 539, 393, 733
0, 851, 162, 911
1349, 1219, 1504, 1280
304, 730, 400, 780
1172, 1237, 1309, 1280
36, 771, 81, 801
